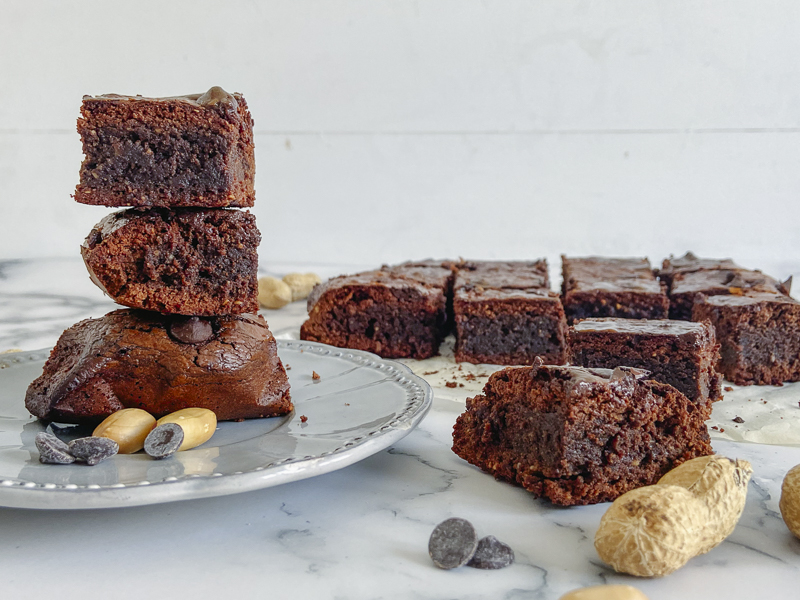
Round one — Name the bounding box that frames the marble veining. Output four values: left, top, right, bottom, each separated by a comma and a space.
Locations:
0, 258, 799, 599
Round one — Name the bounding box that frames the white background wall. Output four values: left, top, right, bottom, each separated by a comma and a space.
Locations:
2, 1, 800, 275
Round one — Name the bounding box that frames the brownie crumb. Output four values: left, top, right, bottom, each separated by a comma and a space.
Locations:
300, 415, 308, 423
724, 386, 734, 392
445, 381, 458, 388
733, 416, 745, 423
423, 370, 440, 376
312, 371, 321, 380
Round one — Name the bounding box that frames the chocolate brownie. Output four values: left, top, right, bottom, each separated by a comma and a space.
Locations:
568, 318, 722, 409
453, 261, 567, 365
75, 87, 255, 207
300, 261, 454, 359
452, 363, 712, 506
658, 252, 740, 292
693, 293, 800, 385
669, 268, 787, 320
561, 256, 669, 323
81, 207, 259, 315
26, 310, 291, 424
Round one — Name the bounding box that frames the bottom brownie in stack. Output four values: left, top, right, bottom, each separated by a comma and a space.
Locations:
452, 362, 712, 506
26, 310, 292, 424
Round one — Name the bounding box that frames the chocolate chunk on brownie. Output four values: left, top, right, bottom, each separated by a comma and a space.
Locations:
75, 87, 255, 207
453, 261, 567, 365
25, 310, 291, 424
81, 207, 259, 315
669, 268, 787, 320
693, 292, 800, 385
561, 256, 669, 323
452, 364, 712, 506
568, 318, 722, 409
658, 252, 740, 292
300, 260, 454, 359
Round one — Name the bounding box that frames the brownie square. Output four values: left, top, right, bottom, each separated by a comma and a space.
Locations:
693, 292, 800, 385
452, 364, 712, 506
561, 256, 669, 323
300, 261, 454, 359
81, 207, 260, 316
658, 252, 740, 292
568, 318, 722, 409
669, 268, 787, 320
453, 261, 567, 365
75, 87, 255, 207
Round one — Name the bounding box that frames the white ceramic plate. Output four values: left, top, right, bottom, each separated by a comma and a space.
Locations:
0, 340, 432, 509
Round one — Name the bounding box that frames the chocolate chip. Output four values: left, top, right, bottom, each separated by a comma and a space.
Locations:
35, 432, 75, 464
144, 423, 184, 459
68, 436, 119, 466
733, 416, 745, 423
428, 518, 478, 569
169, 316, 214, 344
467, 535, 515, 569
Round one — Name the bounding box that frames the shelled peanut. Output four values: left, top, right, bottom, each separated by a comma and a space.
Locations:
258, 272, 321, 309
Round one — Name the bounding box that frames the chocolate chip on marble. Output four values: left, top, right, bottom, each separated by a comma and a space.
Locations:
428, 518, 478, 570
733, 416, 745, 423
35, 432, 75, 464
144, 423, 184, 459
68, 436, 119, 466
467, 535, 515, 570
169, 316, 214, 344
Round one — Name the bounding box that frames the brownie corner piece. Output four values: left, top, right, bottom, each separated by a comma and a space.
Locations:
568, 317, 722, 408
693, 292, 800, 385
75, 86, 255, 208
452, 364, 712, 506
81, 207, 259, 316
561, 256, 668, 323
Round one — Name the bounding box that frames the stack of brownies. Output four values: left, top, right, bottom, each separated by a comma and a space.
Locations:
25, 87, 291, 424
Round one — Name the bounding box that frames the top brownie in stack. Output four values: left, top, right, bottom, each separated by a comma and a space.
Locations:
561, 256, 669, 323
75, 86, 255, 208
300, 261, 455, 359
658, 252, 740, 292
453, 260, 568, 365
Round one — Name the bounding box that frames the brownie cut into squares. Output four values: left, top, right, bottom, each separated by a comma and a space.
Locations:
453, 260, 568, 365
561, 256, 669, 323
81, 207, 260, 316
693, 292, 800, 385
300, 260, 455, 359
75, 86, 255, 207
568, 318, 722, 410
452, 363, 712, 506
26, 310, 291, 425
669, 268, 789, 320
658, 251, 740, 292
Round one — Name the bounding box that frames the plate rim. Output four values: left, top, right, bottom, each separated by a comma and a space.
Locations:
0, 340, 433, 510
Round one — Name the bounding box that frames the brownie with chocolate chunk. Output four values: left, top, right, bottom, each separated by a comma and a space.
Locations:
26, 310, 291, 424
561, 256, 669, 323
453, 261, 567, 365
81, 207, 260, 316
693, 293, 800, 385
669, 268, 787, 320
452, 363, 712, 506
300, 261, 455, 359
658, 252, 740, 292
568, 318, 722, 409
75, 87, 255, 207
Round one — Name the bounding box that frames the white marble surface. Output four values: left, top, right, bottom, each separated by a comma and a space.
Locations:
1, 258, 800, 600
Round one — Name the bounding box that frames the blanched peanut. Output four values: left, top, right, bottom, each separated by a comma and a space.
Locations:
282, 272, 321, 302
258, 276, 292, 309
93, 408, 156, 454
559, 585, 649, 600
780, 464, 800, 538
157, 408, 217, 451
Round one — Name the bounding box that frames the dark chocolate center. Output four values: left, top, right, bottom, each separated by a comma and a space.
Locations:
169, 316, 214, 344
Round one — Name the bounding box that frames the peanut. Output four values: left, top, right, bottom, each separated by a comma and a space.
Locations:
258, 276, 292, 309
559, 585, 649, 600
0, 348, 23, 354
157, 408, 217, 451
594, 455, 752, 577
282, 272, 321, 302
779, 464, 800, 538
93, 408, 156, 454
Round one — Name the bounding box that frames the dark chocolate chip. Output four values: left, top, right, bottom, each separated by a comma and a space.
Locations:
144, 423, 184, 459
35, 432, 75, 464
733, 416, 745, 423
169, 316, 214, 344
68, 436, 119, 466
196, 86, 238, 111
467, 535, 515, 570
428, 518, 478, 570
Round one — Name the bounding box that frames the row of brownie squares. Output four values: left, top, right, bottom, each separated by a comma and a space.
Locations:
300, 254, 799, 389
